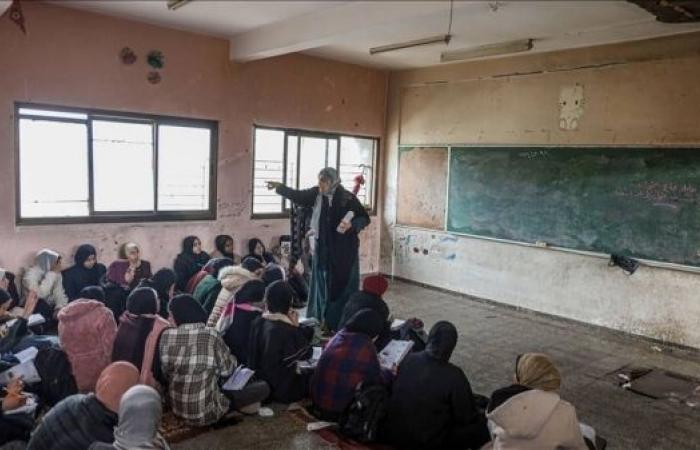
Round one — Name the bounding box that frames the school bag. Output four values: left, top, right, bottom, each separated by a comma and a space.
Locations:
32, 346, 78, 407
338, 383, 389, 443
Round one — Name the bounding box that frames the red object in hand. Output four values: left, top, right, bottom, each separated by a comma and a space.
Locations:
352, 173, 365, 195
8, 0, 26, 34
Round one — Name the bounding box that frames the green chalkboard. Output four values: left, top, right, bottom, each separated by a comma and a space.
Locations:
447, 147, 700, 266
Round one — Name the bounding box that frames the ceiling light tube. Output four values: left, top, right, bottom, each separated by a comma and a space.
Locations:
441, 38, 534, 63
370, 34, 451, 55
167, 0, 192, 11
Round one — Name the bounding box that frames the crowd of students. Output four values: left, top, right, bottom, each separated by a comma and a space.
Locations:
0, 233, 593, 450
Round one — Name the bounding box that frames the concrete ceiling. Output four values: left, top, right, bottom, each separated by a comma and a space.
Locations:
52, 1, 700, 69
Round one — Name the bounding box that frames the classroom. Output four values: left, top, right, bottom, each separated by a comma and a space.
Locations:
1, 1, 700, 449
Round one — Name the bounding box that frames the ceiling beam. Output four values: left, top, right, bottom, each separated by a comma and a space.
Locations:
228, 1, 460, 62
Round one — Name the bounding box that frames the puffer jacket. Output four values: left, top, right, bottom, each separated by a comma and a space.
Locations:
206, 266, 256, 328
58, 300, 117, 392
483, 389, 588, 450
23, 265, 69, 309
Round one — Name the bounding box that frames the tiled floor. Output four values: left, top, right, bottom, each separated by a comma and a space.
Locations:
175, 279, 700, 450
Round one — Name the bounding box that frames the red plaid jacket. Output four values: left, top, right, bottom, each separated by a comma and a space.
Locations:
310, 330, 391, 413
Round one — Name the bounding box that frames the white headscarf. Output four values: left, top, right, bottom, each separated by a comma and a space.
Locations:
310, 167, 341, 241
113, 385, 170, 450
35, 249, 60, 273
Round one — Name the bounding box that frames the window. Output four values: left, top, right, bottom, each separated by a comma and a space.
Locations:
16, 104, 217, 224
252, 126, 378, 217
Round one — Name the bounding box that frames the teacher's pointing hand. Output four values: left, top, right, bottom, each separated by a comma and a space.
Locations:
266, 181, 283, 191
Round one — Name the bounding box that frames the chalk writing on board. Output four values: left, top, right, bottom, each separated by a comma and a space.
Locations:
614, 182, 697, 202
518, 150, 550, 160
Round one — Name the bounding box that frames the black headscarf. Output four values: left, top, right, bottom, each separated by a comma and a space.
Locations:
79, 286, 105, 302
234, 279, 266, 305
262, 263, 285, 286
174, 236, 210, 291
241, 257, 264, 274
62, 244, 106, 301
126, 287, 159, 316
246, 238, 274, 264
265, 280, 294, 314
169, 294, 207, 326
344, 308, 384, 338
204, 257, 234, 279
425, 321, 458, 362
215, 234, 234, 259
150, 269, 176, 318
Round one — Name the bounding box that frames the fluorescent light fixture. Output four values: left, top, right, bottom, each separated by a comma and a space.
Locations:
167, 0, 192, 11
441, 38, 534, 63
370, 34, 451, 55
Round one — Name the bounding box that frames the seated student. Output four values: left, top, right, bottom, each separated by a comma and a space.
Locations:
245, 238, 275, 265
1, 378, 32, 446
174, 236, 210, 292
339, 274, 392, 350
310, 309, 392, 421
23, 249, 69, 319
207, 265, 258, 328
112, 287, 171, 389
58, 287, 117, 392
159, 295, 269, 426
248, 281, 312, 404
27, 362, 140, 450
106, 243, 152, 291
217, 279, 266, 365
484, 353, 588, 450
241, 257, 265, 278
382, 321, 490, 450
0, 268, 21, 308
62, 244, 107, 302
89, 385, 170, 450
261, 263, 286, 286
193, 258, 234, 315
137, 268, 177, 320
211, 234, 238, 263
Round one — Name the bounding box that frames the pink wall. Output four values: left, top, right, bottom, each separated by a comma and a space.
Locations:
0, 2, 387, 275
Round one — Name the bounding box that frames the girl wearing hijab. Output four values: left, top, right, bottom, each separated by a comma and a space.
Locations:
158, 295, 269, 426
207, 264, 258, 328
23, 249, 69, 318
382, 321, 490, 450
58, 295, 118, 392
106, 243, 152, 291
248, 281, 312, 404
89, 385, 170, 450
62, 244, 107, 301
218, 279, 266, 365
27, 362, 140, 450
484, 353, 588, 450
244, 238, 275, 265
211, 234, 237, 262
340, 274, 392, 350
137, 269, 177, 319
174, 236, 210, 292
111, 287, 171, 389
310, 308, 392, 421
267, 167, 370, 332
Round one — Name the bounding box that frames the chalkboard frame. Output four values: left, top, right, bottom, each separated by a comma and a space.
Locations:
396, 143, 700, 273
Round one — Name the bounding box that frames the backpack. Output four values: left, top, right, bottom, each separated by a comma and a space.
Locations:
338, 383, 389, 443
32, 347, 78, 407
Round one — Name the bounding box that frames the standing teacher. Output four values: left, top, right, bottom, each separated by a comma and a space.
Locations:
267, 168, 370, 332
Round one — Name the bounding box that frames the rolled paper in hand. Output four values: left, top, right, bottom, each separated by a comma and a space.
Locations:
337, 211, 355, 233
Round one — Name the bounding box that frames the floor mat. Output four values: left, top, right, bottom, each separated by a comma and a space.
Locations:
287, 407, 394, 450
611, 365, 700, 407
160, 410, 241, 443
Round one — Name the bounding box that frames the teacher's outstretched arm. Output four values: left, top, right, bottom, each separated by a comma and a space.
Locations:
266, 181, 317, 207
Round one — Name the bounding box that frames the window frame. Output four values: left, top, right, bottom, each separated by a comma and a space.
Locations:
250, 124, 380, 220
14, 102, 218, 225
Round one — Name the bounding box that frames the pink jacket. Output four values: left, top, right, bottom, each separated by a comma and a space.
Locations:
58, 300, 118, 392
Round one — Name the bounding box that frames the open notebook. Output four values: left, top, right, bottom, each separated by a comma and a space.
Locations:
378, 340, 414, 371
